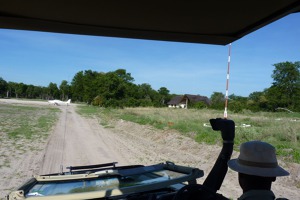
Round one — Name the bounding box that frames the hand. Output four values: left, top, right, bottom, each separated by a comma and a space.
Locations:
209, 118, 235, 142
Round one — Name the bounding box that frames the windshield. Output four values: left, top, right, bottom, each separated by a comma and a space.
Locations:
26, 170, 184, 197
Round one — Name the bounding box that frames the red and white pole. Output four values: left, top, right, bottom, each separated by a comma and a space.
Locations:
224, 43, 231, 119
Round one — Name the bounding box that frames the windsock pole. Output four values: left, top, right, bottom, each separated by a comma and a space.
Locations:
224, 43, 231, 119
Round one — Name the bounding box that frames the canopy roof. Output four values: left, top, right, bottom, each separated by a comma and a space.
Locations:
0, 1, 299, 45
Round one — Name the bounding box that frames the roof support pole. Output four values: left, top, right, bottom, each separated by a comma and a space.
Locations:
224, 43, 231, 119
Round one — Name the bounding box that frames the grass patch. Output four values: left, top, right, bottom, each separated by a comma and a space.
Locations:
76, 105, 100, 116
76, 106, 300, 163
0, 104, 60, 140
0, 103, 60, 180
76, 105, 115, 128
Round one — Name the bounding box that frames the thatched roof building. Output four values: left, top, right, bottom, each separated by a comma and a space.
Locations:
167, 94, 210, 108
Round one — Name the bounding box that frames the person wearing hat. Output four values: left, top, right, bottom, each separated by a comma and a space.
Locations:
227, 140, 290, 200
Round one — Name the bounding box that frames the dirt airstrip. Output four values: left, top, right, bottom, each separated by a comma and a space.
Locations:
0, 99, 299, 199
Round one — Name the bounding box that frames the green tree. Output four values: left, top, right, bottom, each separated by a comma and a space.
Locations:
137, 83, 156, 106
32, 86, 45, 99
47, 82, 60, 99
15, 83, 27, 98
40, 86, 49, 99
96, 71, 123, 103
71, 71, 85, 102
158, 87, 170, 106
59, 80, 70, 100
248, 91, 268, 112
269, 61, 300, 110
83, 70, 99, 103
69, 68, 170, 108
210, 92, 225, 110
189, 101, 208, 109
7, 81, 17, 98
26, 84, 35, 98
114, 69, 134, 83
0, 77, 8, 97
228, 94, 248, 113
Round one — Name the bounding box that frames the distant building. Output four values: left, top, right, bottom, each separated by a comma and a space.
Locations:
167, 94, 210, 108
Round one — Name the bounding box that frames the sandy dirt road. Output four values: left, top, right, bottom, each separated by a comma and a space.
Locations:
39, 105, 130, 174
0, 99, 299, 199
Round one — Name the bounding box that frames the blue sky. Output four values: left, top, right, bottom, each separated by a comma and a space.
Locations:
0, 13, 299, 97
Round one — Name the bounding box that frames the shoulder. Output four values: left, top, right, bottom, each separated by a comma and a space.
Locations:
238, 190, 275, 200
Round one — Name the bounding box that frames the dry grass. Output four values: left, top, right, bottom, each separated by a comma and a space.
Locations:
0, 104, 59, 169
77, 106, 300, 163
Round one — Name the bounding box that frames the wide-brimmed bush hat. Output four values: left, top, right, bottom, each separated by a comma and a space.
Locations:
228, 141, 289, 177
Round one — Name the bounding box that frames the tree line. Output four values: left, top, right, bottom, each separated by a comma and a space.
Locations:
210, 61, 300, 112
0, 69, 172, 107
1, 61, 299, 112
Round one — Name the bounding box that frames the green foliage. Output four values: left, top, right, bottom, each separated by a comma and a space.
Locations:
228, 95, 248, 113
59, 80, 70, 100
92, 95, 104, 106
158, 87, 171, 106
76, 104, 101, 116
3, 80, 50, 99
267, 61, 300, 111
121, 97, 140, 107
247, 91, 268, 112
207, 61, 300, 113
210, 92, 225, 110
69, 69, 171, 108
47, 82, 60, 99
0, 77, 8, 97
120, 113, 165, 129
2, 60, 300, 112
71, 71, 85, 102
189, 101, 207, 109
195, 130, 219, 144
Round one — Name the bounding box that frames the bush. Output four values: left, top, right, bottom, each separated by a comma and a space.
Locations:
189, 101, 207, 109
92, 95, 104, 106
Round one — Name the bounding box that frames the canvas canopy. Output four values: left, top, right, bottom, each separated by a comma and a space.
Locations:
0, 1, 300, 45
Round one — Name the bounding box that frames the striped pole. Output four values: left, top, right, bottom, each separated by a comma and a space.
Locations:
224, 43, 231, 119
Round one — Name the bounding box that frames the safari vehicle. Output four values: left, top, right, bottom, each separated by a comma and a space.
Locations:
7, 118, 234, 200
1, 1, 299, 200
8, 162, 203, 199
